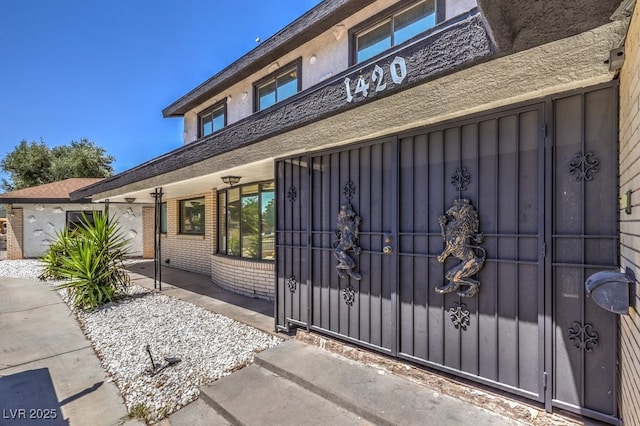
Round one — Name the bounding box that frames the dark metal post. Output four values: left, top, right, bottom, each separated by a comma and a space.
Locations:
157, 188, 162, 291
151, 188, 163, 291
152, 189, 158, 290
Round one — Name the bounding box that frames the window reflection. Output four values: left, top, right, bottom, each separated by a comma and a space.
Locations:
355, 0, 435, 63
218, 182, 275, 260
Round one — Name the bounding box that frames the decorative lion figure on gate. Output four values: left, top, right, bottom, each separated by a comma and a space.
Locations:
436, 198, 485, 297
334, 204, 362, 280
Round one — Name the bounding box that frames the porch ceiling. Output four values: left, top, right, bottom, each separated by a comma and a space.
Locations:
88, 158, 274, 203
80, 19, 626, 204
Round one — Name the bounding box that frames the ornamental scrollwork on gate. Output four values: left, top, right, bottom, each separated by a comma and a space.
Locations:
342, 286, 356, 307
435, 198, 486, 297
334, 204, 362, 280
451, 167, 471, 191
286, 276, 297, 293
568, 321, 599, 352
287, 186, 297, 202
448, 302, 471, 330
342, 181, 356, 200
568, 152, 599, 182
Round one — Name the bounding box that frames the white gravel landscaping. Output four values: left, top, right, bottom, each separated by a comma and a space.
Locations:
0, 259, 282, 422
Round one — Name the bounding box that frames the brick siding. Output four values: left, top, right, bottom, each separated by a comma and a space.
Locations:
157, 189, 274, 300
142, 207, 154, 259
160, 191, 214, 276
618, 3, 640, 425
211, 254, 275, 301
6, 207, 23, 259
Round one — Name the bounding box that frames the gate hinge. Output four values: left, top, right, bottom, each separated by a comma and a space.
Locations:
543, 372, 548, 389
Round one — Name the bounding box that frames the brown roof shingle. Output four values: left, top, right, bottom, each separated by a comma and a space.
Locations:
0, 178, 104, 203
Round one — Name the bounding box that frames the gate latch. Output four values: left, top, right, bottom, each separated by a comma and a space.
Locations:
585, 270, 634, 315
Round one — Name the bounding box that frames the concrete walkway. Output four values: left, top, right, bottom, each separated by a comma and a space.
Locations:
0, 277, 141, 426
0, 264, 589, 426
126, 261, 276, 336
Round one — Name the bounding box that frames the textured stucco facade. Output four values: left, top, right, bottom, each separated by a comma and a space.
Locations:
7, 203, 146, 259
618, 2, 640, 425
181, 0, 477, 145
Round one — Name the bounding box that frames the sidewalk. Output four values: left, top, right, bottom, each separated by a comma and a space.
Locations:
0, 277, 141, 426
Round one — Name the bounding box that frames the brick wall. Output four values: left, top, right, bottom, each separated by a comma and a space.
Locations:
6, 207, 23, 259
160, 191, 214, 276
618, 3, 640, 425
142, 207, 154, 259
211, 254, 275, 301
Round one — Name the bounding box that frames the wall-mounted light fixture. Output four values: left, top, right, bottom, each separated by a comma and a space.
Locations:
124, 197, 136, 204
221, 176, 241, 186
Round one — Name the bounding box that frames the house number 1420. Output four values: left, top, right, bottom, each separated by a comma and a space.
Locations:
344, 56, 407, 103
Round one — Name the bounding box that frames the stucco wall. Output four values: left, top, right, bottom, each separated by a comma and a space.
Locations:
618, 3, 640, 425
11, 203, 145, 259
182, 0, 477, 144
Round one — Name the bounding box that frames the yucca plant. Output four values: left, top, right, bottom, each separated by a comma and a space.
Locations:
52, 212, 131, 310
39, 228, 75, 280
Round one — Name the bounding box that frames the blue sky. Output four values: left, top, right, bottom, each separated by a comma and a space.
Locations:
0, 0, 322, 181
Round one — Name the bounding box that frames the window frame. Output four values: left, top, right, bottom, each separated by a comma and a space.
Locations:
217, 181, 275, 261
198, 99, 227, 138
160, 202, 167, 234
66, 210, 97, 232
179, 197, 206, 235
253, 58, 302, 112
349, 0, 445, 65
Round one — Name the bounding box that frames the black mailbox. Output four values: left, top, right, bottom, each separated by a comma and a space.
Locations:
585, 270, 632, 315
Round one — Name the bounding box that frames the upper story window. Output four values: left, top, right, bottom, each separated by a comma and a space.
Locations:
198, 101, 226, 138
353, 0, 437, 64
254, 59, 301, 112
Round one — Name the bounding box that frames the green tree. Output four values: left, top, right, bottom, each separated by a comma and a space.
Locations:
0, 140, 52, 191
1, 138, 114, 191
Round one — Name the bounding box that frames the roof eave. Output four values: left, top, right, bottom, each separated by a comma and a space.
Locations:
162, 0, 376, 118
0, 197, 92, 204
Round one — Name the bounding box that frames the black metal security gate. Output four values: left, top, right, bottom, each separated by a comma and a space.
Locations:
275, 83, 619, 423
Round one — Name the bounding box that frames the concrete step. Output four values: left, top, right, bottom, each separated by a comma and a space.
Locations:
254, 339, 521, 426
199, 362, 373, 426
195, 339, 522, 426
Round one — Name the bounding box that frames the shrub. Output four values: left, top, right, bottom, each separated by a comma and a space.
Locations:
42, 212, 131, 310
39, 229, 74, 280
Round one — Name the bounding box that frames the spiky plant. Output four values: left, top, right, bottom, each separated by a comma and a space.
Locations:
52, 212, 130, 310
39, 228, 75, 280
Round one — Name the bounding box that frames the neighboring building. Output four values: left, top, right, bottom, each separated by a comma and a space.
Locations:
0, 178, 150, 259
71, 0, 639, 423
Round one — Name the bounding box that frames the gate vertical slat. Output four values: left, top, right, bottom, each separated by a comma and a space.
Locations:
515, 114, 521, 390
349, 148, 360, 340
460, 122, 480, 375
443, 128, 460, 371
551, 85, 618, 423
359, 147, 372, 343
